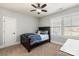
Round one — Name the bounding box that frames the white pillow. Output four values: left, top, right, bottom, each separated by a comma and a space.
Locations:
37, 31, 41, 35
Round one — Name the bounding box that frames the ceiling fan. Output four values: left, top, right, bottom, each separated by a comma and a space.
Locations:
30, 3, 47, 14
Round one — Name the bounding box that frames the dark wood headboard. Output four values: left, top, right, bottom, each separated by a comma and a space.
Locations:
39, 27, 51, 42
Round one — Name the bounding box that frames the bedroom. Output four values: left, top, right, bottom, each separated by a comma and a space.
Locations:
0, 3, 79, 56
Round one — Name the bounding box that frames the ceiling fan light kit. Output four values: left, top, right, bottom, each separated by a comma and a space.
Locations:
36, 8, 41, 13
30, 3, 47, 14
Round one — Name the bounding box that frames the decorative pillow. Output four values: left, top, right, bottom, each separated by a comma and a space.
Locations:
37, 30, 41, 35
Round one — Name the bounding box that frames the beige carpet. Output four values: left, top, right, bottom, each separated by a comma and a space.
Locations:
0, 42, 72, 56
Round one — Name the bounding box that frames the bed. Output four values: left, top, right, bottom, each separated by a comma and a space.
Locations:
20, 27, 50, 52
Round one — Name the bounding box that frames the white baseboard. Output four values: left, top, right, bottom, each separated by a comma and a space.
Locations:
51, 40, 63, 45
0, 41, 20, 49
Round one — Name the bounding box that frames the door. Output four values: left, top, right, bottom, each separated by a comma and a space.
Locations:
3, 16, 16, 46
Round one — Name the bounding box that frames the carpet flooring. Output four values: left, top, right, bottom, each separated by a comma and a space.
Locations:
0, 42, 72, 56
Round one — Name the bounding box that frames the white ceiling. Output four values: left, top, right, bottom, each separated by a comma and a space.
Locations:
0, 3, 78, 18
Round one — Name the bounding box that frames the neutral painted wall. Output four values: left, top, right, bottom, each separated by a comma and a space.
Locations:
0, 8, 39, 46
39, 17, 51, 27
0, 17, 3, 46
39, 5, 79, 44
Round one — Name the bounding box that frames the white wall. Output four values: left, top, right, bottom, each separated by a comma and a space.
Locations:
39, 17, 51, 27
39, 6, 79, 44
0, 17, 3, 46
0, 8, 39, 45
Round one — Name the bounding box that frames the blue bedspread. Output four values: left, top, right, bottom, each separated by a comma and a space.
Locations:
29, 35, 42, 43
24, 33, 35, 37
23, 33, 42, 44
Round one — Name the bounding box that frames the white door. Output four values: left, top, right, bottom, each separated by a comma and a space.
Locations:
3, 16, 16, 46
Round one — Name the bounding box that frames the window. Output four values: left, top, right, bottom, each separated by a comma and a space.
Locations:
51, 15, 79, 37
64, 27, 79, 37
63, 15, 79, 37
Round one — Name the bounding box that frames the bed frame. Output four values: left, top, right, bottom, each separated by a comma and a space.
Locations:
20, 27, 51, 52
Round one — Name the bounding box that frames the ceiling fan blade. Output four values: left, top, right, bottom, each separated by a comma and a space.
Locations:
37, 3, 40, 7
31, 4, 37, 8
30, 9, 36, 12
41, 4, 47, 8
42, 10, 47, 12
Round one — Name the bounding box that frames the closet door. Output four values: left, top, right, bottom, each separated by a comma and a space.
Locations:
3, 16, 16, 46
